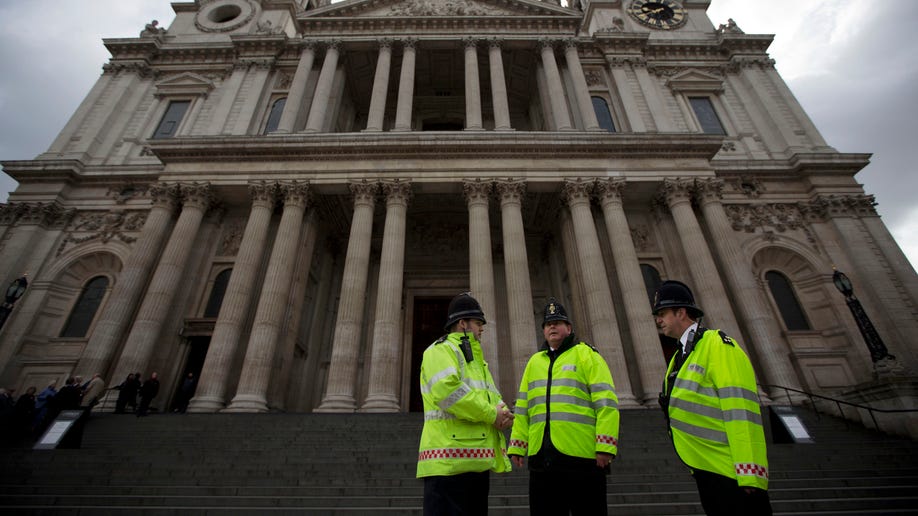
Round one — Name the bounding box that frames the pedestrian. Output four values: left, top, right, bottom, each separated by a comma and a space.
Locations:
653, 280, 772, 516
136, 372, 160, 417
176, 373, 196, 413
33, 381, 58, 435
114, 373, 137, 414
508, 298, 620, 516
80, 373, 106, 410
416, 292, 513, 515
12, 386, 36, 441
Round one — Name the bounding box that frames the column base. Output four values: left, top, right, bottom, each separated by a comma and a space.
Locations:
314, 394, 357, 413
359, 394, 400, 413
186, 395, 226, 413
222, 394, 269, 413
616, 393, 642, 409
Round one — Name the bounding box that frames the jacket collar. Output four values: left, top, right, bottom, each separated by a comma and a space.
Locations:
541, 332, 578, 357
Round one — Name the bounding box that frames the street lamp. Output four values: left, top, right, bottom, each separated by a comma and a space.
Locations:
0, 274, 28, 331
832, 269, 894, 363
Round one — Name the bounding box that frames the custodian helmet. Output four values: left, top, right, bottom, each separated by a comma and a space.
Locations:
444, 292, 487, 331
542, 297, 571, 326
652, 280, 704, 318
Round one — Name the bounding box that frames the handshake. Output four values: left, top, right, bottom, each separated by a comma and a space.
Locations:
493, 402, 514, 430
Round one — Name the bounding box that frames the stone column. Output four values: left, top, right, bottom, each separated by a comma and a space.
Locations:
562, 180, 635, 405
225, 182, 310, 412
365, 39, 393, 132
694, 179, 802, 392
109, 183, 213, 383
304, 40, 341, 133
464, 179, 500, 383
75, 185, 177, 377
232, 59, 273, 135
463, 37, 483, 131
657, 179, 743, 340
188, 182, 276, 412
634, 64, 676, 132
487, 39, 512, 131
208, 64, 248, 135
316, 181, 378, 412
606, 57, 646, 132
275, 41, 316, 134
361, 180, 411, 412
393, 38, 417, 131
497, 180, 537, 380
563, 39, 600, 131
596, 179, 665, 404
538, 39, 572, 131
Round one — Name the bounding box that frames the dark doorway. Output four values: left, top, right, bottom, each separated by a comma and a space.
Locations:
409, 296, 452, 412
171, 337, 209, 412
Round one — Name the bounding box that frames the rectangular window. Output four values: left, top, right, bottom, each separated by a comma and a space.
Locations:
688, 97, 726, 135
151, 100, 191, 139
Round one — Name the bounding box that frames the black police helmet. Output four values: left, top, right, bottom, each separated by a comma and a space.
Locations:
652, 280, 704, 318
542, 297, 571, 327
444, 292, 487, 331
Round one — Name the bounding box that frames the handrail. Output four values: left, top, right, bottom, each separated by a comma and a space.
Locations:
761, 384, 918, 432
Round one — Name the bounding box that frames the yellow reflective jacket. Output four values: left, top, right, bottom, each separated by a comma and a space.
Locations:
416, 331, 511, 478
663, 328, 769, 489
508, 336, 620, 462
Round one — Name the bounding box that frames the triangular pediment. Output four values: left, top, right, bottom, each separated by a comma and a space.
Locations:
155, 72, 215, 97
307, 0, 578, 18
666, 69, 724, 93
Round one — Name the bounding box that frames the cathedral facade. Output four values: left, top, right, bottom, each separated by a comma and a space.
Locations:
1, 0, 915, 430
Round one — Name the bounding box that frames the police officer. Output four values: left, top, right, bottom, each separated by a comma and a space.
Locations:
508, 298, 620, 516
416, 292, 513, 514
653, 280, 772, 516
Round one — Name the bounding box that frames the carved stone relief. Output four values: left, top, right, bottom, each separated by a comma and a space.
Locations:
57, 210, 147, 256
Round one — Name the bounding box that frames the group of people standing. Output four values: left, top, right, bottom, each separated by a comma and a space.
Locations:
1, 373, 106, 443
418, 285, 772, 516
113, 372, 161, 417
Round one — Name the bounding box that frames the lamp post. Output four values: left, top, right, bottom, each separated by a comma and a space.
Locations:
832, 269, 894, 363
0, 274, 28, 332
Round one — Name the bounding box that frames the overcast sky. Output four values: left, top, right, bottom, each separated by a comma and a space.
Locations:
1, 0, 915, 270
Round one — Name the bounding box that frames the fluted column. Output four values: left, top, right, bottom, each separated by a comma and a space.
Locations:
695, 179, 802, 393
393, 38, 417, 131
563, 39, 600, 131
316, 181, 378, 412
110, 183, 213, 382
188, 182, 276, 412
75, 184, 177, 377
464, 37, 483, 130
538, 39, 572, 131
225, 182, 310, 412
487, 39, 512, 131
361, 180, 412, 412
497, 180, 537, 380
562, 180, 635, 405
275, 41, 317, 134
304, 40, 341, 133
606, 57, 646, 132
596, 179, 665, 404
658, 179, 743, 340
464, 179, 500, 383
365, 39, 393, 132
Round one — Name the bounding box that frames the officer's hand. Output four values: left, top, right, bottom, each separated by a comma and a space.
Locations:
511, 455, 525, 468
596, 452, 614, 468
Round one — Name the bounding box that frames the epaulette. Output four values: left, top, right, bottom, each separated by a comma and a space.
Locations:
582, 341, 599, 352
434, 335, 448, 344
717, 330, 734, 346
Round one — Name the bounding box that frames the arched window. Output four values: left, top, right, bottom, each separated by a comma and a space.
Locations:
263, 97, 287, 134
60, 276, 109, 338
203, 269, 232, 318
765, 270, 810, 331
591, 96, 616, 132
640, 264, 662, 307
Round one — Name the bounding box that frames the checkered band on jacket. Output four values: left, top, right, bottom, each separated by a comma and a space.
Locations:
418, 447, 497, 461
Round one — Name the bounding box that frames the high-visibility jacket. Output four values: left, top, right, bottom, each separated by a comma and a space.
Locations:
508, 336, 620, 462
663, 328, 769, 490
416, 331, 511, 478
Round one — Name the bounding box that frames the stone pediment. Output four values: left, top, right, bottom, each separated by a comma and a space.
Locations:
665, 69, 724, 93
154, 72, 216, 97
306, 0, 577, 18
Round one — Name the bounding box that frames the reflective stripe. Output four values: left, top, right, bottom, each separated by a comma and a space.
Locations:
673, 377, 717, 398
670, 398, 763, 427
418, 448, 496, 461
439, 383, 471, 411
592, 397, 618, 410
529, 393, 590, 409
550, 378, 589, 391
670, 417, 728, 444
723, 408, 763, 426
468, 379, 491, 391
531, 411, 596, 426
590, 382, 615, 394
736, 462, 769, 479
718, 386, 759, 403
422, 367, 458, 394
424, 409, 456, 421
527, 379, 549, 390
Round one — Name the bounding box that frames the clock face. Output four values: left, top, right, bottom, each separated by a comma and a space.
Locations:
628, 0, 687, 30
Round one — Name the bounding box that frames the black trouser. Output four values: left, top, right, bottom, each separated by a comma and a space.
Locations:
423, 471, 489, 515
529, 466, 607, 516
692, 469, 772, 516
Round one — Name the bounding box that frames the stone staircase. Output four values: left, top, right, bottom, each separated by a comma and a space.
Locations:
1, 407, 917, 515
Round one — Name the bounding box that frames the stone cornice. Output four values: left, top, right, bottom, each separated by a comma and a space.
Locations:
148, 132, 724, 163
711, 153, 872, 177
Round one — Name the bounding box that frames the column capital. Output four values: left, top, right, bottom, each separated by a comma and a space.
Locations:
463, 179, 493, 205
323, 39, 342, 52
349, 180, 378, 206
693, 178, 725, 205
604, 55, 644, 68
596, 178, 626, 204
657, 178, 694, 207
562, 38, 581, 51
463, 36, 479, 49
401, 37, 418, 50
538, 38, 557, 51
381, 179, 412, 206
487, 37, 504, 50
279, 181, 310, 208
561, 179, 594, 206
297, 39, 318, 51
496, 179, 526, 204
377, 38, 394, 50
149, 182, 179, 210
248, 180, 277, 208
180, 182, 215, 211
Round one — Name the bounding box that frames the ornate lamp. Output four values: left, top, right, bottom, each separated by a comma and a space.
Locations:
0, 274, 28, 331
831, 268, 893, 363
